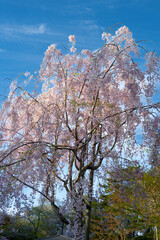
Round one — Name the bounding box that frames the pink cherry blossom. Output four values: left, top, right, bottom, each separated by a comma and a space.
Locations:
68, 35, 75, 43
70, 46, 77, 52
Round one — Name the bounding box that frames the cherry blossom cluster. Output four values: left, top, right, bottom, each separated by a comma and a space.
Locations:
69, 34, 76, 52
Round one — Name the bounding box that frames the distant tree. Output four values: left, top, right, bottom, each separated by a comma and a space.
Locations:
91, 163, 160, 240
0, 211, 34, 240
0, 25, 160, 240
137, 167, 160, 238
91, 167, 143, 240
0, 212, 11, 236
22, 203, 61, 238
0, 202, 62, 240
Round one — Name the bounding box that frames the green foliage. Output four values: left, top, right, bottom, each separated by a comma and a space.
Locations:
0, 203, 62, 240
90, 166, 160, 240
1, 213, 34, 240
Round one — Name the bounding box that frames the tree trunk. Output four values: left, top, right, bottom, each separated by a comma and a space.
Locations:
74, 209, 84, 240
61, 222, 64, 235
84, 204, 92, 240
51, 202, 69, 225
154, 226, 158, 240
84, 169, 94, 240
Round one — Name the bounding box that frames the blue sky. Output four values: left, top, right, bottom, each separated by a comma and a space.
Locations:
0, 0, 160, 101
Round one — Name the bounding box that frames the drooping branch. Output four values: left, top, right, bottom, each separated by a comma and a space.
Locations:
5, 169, 69, 225
0, 140, 76, 163
0, 158, 26, 167
86, 103, 160, 141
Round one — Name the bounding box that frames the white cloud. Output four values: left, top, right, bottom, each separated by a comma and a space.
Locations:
84, 7, 94, 14
74, 20, 104, 32
96, 0, 145, 9
20, 24, 46, 35
82, 20, 99, 30
0, 23, 47, 37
